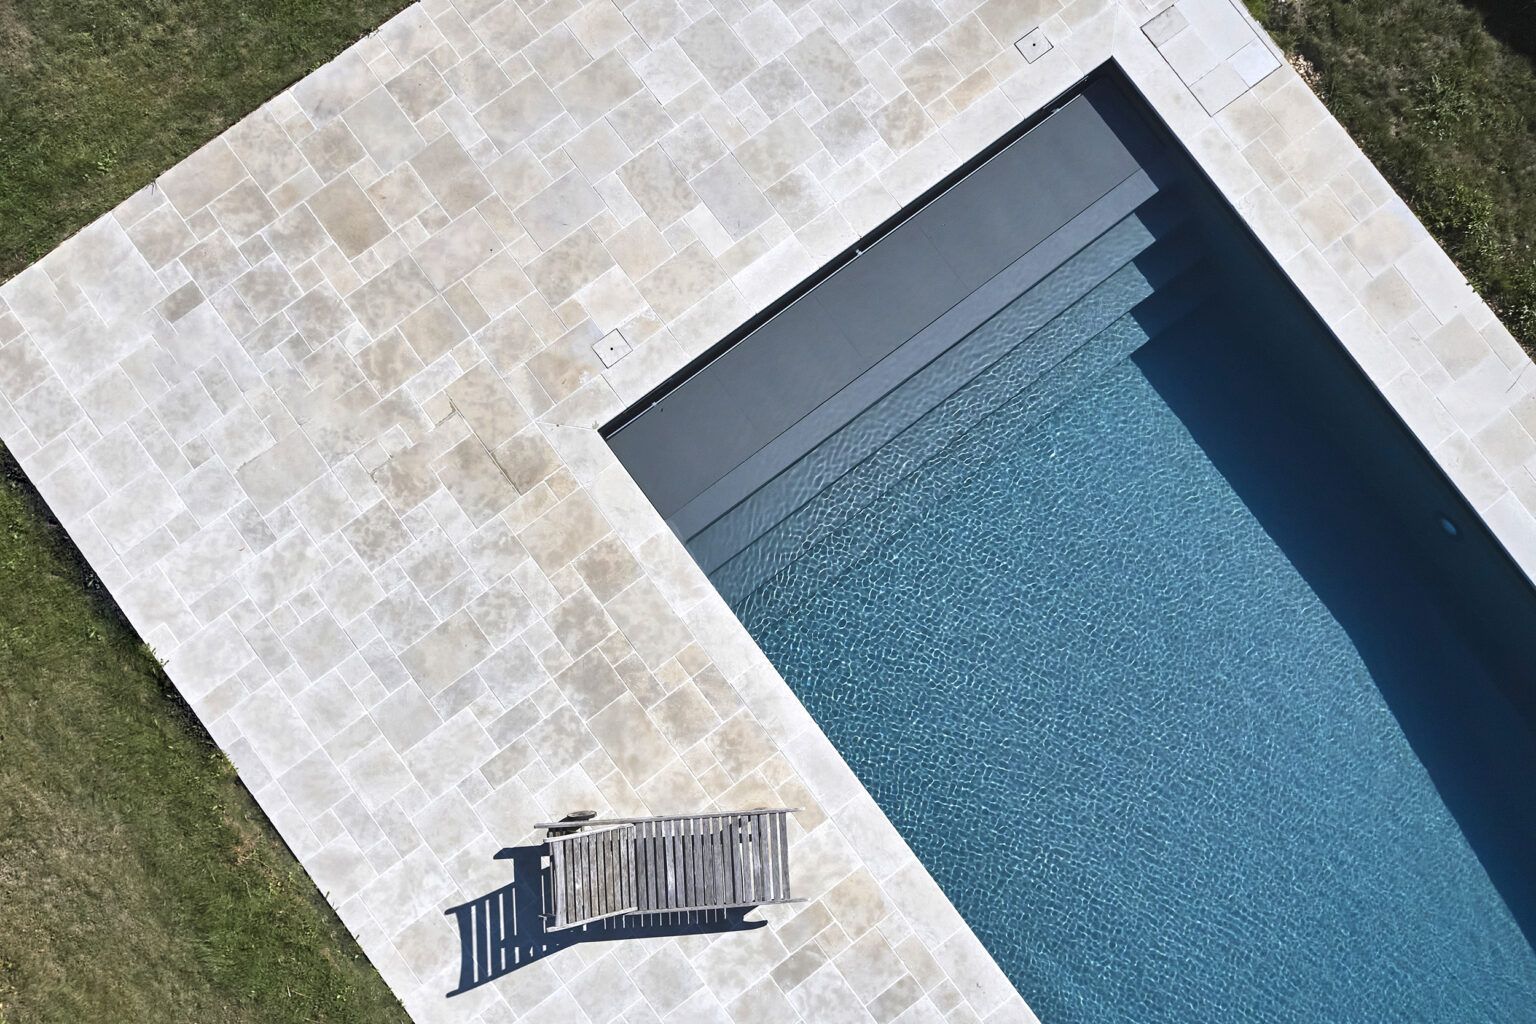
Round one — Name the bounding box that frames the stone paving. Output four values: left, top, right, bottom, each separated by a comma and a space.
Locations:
2, 0, 1535, 1020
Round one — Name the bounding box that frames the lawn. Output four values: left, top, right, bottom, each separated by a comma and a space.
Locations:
1248, 0, 1536, 354
0, 451, 410, 1024
0, 0, 408, 279
1, 4, 413, 1020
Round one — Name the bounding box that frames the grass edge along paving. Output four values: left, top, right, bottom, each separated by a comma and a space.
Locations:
0, 0, 410, 280
2, 5, 418, 1019
0, 448, 411, 1024
1248, 0, 1536, 354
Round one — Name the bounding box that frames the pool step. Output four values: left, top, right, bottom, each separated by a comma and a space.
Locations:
705, 202, 1203, 600
687, 210, 1173, 579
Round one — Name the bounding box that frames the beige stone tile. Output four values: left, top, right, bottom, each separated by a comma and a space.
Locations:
434, 435, 518, 525
357, 329, 426, 395
474, 0, 538, 62
617, 145, 699, 228
475, 75, 565, 151
342, 88, 425, 170
836, 931, 906, 1003
515, 171, 606, 249
395, 295, 464, 362
631, 945, 707, 1016
528, 702, 600, 768
402, 708, 497, 797
525, 324, 605, 402
401, 610, 495, 697
547, 587, 616, 656
549, 647, 626, 721
814, 102, 881, 165
677, 14, 759, 94
285, 610, 358, 679
231, 256, 303, 320
309, 176, 392, 258
414, 210, 504, 290
605, 577, 692, 667
442, 48, 512, 111
292, 47, 378, 125
345, 257, 436, 334
158, 138, 246, 217
236, 429, 328, 514
127, 206, 197, 269
410, 134, 494, 218
587, 694, 673, 782
691, 156, 774, 238
637, 242, 726, 321
525, 227, 616, 305
745, 58, 813, 120
386, 59, 452, 121
555, 50, 644, 127
736, 113, 822, 190
787, 28, 866, 109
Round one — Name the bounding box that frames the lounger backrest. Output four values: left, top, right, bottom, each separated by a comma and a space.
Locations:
546, 823, 637, 930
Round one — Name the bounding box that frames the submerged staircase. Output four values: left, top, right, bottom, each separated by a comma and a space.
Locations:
604, 77, 1230, 605
700, 187, 1220, 603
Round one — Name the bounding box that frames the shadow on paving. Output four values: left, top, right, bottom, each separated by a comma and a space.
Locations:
444, 844, 764, 996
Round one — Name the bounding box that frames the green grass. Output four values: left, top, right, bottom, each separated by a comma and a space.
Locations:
0, 450, 411, 1024
1248, 0, 1536, 353
0, 0, 409, 280
2, 7, 419, 1017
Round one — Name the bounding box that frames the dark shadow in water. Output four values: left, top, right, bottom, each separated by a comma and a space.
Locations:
443, 844, 764, 996
1128, 241, 1536, 950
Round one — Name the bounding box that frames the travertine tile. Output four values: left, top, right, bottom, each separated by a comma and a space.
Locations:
617, 145, 699, 227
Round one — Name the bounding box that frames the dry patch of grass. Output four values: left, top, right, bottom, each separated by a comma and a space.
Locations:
0, 450, 409, 1024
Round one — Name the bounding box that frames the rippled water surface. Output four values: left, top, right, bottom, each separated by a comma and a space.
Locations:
732, 327, 1536, 1022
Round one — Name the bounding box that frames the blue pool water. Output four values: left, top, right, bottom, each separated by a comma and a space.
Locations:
725, 215, 1536, 1019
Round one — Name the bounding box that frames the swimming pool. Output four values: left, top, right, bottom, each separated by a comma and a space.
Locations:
607, 70, 1536, 1022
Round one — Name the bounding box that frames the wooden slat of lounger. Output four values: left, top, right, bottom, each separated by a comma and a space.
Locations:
646, 819, 658, 912
749, 813, 761, 901
677, 815, 690, 912
556, 835, 574, 927
654, 819, 665, 910
690, 815, 704, 910
706, 810, 718, 908
573, 834, 585, 924
634, 819, 647, 912
737, 814, 749, 903
620, 827, 630, 912
774, 810, 786, 902
728, 814, 743, 905
593, 832, 606, 924
761, 812, 773, 902
775, 810, 790, 901
619, 826, 631, 916
765, 811, 780, 902
695, 816, 707, 910
689, 815, 703, 910
665, 816, 680, 911
678, 816, 692, 911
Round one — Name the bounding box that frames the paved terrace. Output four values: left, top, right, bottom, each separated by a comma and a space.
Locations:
2, 0, 1535, 1020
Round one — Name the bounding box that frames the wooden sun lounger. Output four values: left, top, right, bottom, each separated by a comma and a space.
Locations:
535, 809, 802, 931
